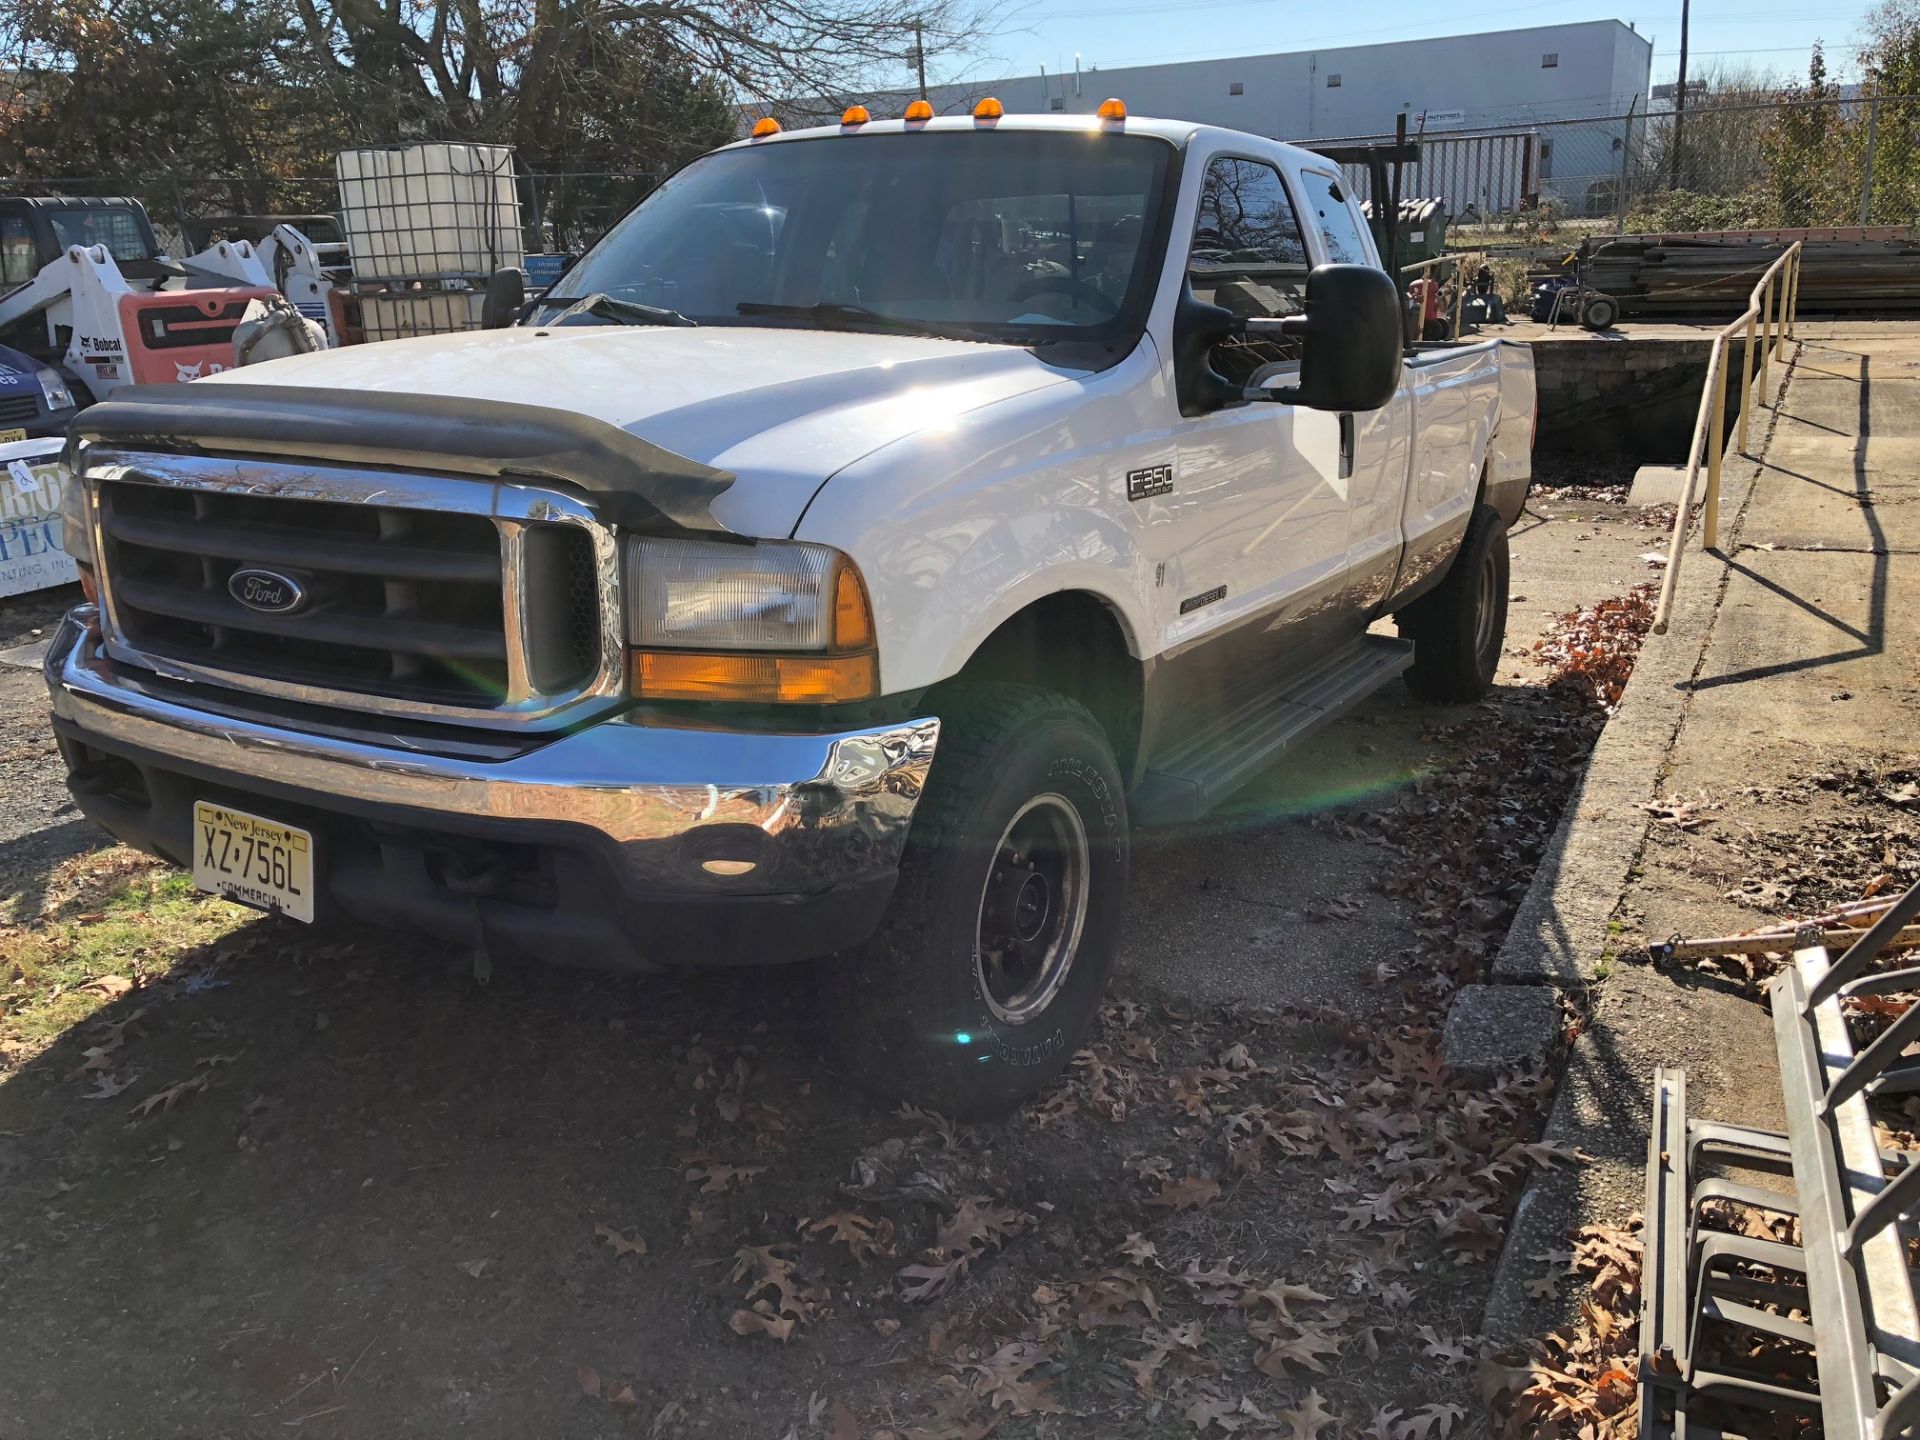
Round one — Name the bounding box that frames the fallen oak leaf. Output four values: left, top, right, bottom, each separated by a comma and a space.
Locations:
1147, 1171, 1221, 1212
79, 1071, 138, 1100
129, 1071, 207, 1119
1509, 1140, 1594, 1170
1415, 1325, 1477, 1367
1123, 1154, 1173, 1184
1278, 1387, 1337, 1440
65, 1046, 119, 1080
934, 1196, 1031, 1255
972, 1340, 1064, 1416
685, 1161, 766, 1194
898, 1255, 971, 1303
1394, 1403, 1466, 1439
593, 1221, 647, 1259
1252, 1324, 1343, 1377
729, 1306, 797, 1342
806, 1210, 896, 1263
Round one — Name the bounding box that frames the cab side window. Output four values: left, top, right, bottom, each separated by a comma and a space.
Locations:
1298, 171, 1373, 266
1187, 157, 1309, 382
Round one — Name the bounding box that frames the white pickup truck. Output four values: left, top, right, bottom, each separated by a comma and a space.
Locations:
46, 109, 1533, 1115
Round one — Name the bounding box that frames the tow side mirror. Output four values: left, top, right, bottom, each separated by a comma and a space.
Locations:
1247, 264, 1403, 413
481, 267, 527, 330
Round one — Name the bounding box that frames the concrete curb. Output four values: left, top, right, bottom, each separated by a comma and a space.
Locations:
1477, 374, 1788, 1346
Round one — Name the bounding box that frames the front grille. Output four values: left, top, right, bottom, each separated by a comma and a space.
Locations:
0, 395, 39, 426
98, 478, 601, 709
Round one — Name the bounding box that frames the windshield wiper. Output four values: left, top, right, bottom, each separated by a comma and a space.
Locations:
735, 301, 988, 342
540, 292, 697, 327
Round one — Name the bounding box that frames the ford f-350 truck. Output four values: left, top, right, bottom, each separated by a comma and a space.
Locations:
46, 108, 1533, 1116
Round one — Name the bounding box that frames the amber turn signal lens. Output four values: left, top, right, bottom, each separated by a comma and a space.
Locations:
904, 99, 934, 122
841, 104, 871, 125
832, 562, 875, 650
1097, 97, 1127, 121
973, 96, 1004, 120
750, 117, 781, 139
634, 652, 877, 704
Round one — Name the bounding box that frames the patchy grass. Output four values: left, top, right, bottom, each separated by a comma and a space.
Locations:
0, 847, 251, 1065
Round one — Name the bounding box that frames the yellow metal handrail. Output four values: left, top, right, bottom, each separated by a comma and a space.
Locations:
1650, 241, 1804, 633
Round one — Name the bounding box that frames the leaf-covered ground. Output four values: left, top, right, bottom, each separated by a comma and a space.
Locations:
0, 501, 1668, 1440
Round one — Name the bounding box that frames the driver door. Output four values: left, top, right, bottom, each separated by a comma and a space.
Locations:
1164, 154, 1351, 664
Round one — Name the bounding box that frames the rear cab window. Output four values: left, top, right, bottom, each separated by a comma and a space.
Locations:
48, 207, 154, 265
1297, 171, 1375, 267
1, 216, 34, 290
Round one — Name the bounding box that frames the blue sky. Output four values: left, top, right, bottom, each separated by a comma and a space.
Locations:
955, 0, 1884, 90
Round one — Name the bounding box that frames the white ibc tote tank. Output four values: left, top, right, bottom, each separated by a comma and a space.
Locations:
334, 143, 525, 281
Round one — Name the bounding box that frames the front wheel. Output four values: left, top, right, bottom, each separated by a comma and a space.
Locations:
816, 683, 1129, 1118
1396, 501, 1510, 703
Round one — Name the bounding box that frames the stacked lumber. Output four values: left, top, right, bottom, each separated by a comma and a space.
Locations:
1572, 229, 1920, 316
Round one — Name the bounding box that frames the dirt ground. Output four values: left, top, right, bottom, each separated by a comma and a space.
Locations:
0, 477, 1663, 1440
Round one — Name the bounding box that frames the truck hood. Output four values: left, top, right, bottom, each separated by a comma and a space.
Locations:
213, 325, 1081, 534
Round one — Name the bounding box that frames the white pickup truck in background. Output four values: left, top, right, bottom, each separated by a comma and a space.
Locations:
46, 108, 1534, 1115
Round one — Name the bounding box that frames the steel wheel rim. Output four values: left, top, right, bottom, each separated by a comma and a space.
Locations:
975, 793, 1090, 1025
1474, 549, 1499, 665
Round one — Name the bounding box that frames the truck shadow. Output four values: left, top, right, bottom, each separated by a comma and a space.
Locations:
0, 908, 890, 1436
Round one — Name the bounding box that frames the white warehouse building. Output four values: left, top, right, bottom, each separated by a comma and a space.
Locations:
787, 21, 1653, 219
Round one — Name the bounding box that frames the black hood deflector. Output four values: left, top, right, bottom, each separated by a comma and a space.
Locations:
74, 383, 736, 535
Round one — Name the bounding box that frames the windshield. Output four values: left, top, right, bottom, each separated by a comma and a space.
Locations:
540, 130, 1174, 344
49, 207, 153, 264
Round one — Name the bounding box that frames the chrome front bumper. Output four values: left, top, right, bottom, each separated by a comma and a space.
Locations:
46, 610, 938, 962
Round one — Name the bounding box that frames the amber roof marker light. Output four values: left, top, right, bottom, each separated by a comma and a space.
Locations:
841, 104, 871, 126
1097, 97, 1128, 122
904, 99, 934, 122
750, 117, 781, 139
973, 96, 1004, 122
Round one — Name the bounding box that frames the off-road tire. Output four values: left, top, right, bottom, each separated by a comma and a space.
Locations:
1396, 501, 1510, 703
817, 683, 1129, 1119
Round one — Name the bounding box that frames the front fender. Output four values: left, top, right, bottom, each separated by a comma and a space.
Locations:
793, 342, 1165, 695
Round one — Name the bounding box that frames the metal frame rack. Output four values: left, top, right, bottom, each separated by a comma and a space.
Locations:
1641, 880, 1920, 1438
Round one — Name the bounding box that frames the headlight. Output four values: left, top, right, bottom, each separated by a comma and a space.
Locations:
624, 537, 877, 703
57, 468, 92, 567
34, 368, 76, 412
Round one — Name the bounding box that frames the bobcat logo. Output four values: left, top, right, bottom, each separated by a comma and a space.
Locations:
174, 361, 204, 381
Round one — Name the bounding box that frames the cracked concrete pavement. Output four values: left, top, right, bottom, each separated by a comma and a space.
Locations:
1483, 320, 1920, 1346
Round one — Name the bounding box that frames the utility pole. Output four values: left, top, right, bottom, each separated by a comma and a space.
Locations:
914, 22, 928, 99
1671, 0, 1690, 188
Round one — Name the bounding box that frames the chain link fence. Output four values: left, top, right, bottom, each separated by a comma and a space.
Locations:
1320, 94, 1920, 245
0, 170, 656, 260
16, 95, 1920, 263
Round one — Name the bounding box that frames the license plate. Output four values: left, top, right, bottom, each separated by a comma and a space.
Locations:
192, 802, 314, 923
0, 428, 24, 444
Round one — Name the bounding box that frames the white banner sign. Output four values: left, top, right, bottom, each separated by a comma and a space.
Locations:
0, 437, 76, 598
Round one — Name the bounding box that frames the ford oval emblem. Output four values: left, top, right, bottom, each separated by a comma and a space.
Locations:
228, 568, 307, 614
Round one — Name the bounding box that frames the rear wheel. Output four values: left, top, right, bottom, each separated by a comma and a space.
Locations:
1396, 501, 1510, 703
817, 682, 1128, 1118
